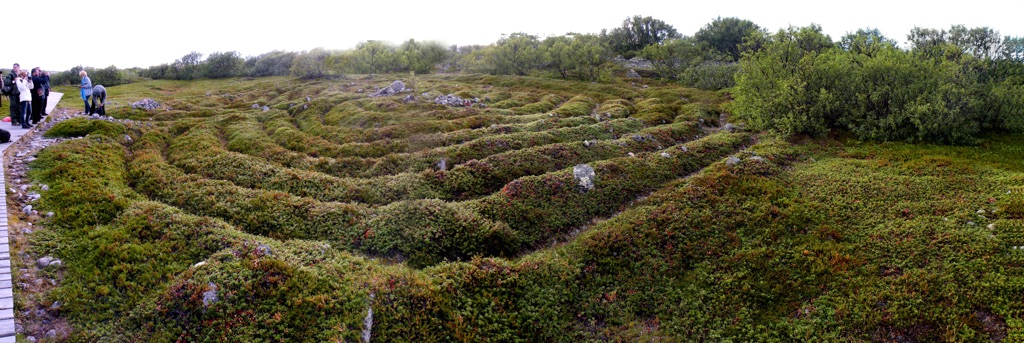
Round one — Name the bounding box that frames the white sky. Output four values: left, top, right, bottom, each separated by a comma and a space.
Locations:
14, 0, 1023, 71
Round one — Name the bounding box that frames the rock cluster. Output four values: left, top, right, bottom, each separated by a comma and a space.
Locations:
626, 69, 642, 79
131, 98, 161, 110
613, 56, 654, 69
368, 80, 406, 97
433, 94, 484, 108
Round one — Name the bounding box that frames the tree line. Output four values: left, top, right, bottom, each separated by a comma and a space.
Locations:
47, 16, 762, 86
732, 25, 1024, 144
48, 16, 1023, 144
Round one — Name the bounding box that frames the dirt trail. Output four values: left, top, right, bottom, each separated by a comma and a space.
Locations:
3, 108, 81, 340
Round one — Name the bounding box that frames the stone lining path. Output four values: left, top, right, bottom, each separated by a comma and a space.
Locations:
0, 120, 37, 342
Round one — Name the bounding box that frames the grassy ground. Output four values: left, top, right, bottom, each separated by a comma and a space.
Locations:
24, 74, 1024, 341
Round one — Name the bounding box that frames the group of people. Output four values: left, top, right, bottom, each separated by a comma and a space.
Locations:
0, 63, 108, 131
0, 63, 50, 129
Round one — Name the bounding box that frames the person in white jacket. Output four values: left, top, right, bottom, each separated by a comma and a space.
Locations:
15, 70, 33, 129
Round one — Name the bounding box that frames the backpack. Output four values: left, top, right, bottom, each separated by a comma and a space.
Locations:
0, 129, 10, 143
1, 74, 15, 96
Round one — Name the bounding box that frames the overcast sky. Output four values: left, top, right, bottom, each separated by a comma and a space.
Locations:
13, 0, 1023, 71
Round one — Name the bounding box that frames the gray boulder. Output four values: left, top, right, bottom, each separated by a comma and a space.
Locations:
369, 80, 407, 97
36, 256, 54, 268
390, 80, 406, 92
573, 164, 596, 193
726, 156, 741, 167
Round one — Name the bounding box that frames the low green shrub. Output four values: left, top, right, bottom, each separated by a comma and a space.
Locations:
30, 136, 138, 230
43, 117, 127, 139
550, 95, 596, 117
358, 200, 517, 268
633, 98, 675, 125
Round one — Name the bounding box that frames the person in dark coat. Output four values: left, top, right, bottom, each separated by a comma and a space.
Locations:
30, 67, 45, 124
40, 70, 50, 117
4, 63, 19, 126
91, 85, 106, 116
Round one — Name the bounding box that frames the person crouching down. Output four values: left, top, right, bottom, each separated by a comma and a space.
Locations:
91, 85, 106, 116
79, 71, 92, 114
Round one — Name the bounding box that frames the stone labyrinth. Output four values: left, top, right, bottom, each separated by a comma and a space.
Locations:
127, 75, 747, 267
30, 74, 771, 340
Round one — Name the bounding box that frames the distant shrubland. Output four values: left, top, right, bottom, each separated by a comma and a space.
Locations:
48, 16, 1024, 144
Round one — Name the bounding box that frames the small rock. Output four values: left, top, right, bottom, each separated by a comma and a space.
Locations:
722, 123, 736, 132
124, 134, 133, 143
967, 221, 976, 226
628, 152, 635, 157
46, 329, 56, 338
49, 259, 62, 267
977, 209, 986, 214
679, 146, 689, 153
262, 106, 270, 112
306, 96, 312, 102
40, 184, 49, 191
402, 95, 415, 103
660, 152, 671, 158
749, 156, 765, 162
988, 223, 996, 230
202, 282, 219, 306
26, 336, 36, 343
256, 244, 273, 256
583, 140, 593, 147
35, 309, 46, 317
49, 301, 62, 310
626, 69, 641, 79
251, 104, 261, 109
437, 158, 447, 171
194, 261, 206, 268
726, 156, 741, 167
357, 89, 364, 93
46, 212, 54, 218
36, 256, 54, 268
